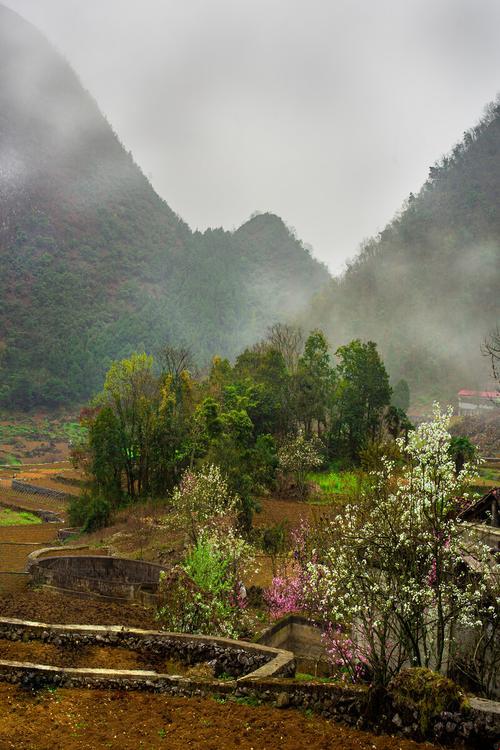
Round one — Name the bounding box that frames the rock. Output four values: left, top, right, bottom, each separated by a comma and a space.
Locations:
275, 692, 290, 708
460, 721, 473, 737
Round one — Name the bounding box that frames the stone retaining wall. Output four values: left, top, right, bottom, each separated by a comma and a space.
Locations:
229, 681, 500, 748
0, 618, 295, 679
27, 553, 164, 604
0, 618, 497, 747
11, 479, 69, 500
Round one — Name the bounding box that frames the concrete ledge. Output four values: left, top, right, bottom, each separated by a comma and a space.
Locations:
0, 617, 295, 680
469, 696, 500, 716
257, 614, 330, 676
27, 546, 112, 565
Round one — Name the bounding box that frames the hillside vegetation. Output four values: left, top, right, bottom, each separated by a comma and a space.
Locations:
0, 5, 328, 408
303, 102, 500, 402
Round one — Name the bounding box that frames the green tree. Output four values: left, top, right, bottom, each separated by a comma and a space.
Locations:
100, 352, 158, 498
331, 340, 391, 461
448, 436, 477, 475
385, 404, 413, 442
86, 406, 124, 502
235, 346, 294, 436
391, 378, 410, 411
149, 369, 196, 494
295, 330, 335, 437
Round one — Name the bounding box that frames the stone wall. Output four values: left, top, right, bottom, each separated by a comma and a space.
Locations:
0, 618, 295, 680
27, 553, 165, 604
232, 680, 500, 748
0, 618, 497, 747
11, 479, 69, 500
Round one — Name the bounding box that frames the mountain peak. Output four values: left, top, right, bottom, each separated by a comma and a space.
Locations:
0, 8, 329, 408
238, 212, 290, 235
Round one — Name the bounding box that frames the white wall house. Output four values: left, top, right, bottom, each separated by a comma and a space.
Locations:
457, 389, 499, 415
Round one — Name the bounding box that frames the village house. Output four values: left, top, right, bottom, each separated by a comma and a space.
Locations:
457, 389, 500, 415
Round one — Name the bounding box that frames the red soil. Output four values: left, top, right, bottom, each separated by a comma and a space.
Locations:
0, 590, 158, 629
0, 686, 439, 750
0, 638, 208, 675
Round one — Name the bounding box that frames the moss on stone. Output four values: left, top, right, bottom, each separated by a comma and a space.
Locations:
389, 667, 470, 735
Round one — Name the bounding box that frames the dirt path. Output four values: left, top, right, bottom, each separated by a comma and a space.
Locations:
0, 686, 439, 750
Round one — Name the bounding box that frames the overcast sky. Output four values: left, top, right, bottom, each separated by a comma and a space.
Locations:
4, 0, 500, 272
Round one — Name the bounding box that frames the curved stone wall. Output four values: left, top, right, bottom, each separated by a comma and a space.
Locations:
0, 618, 497, 747
0, 618, 295, 680
28, 553, 165, 603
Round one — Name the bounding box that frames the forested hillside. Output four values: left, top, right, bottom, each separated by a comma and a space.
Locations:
0, 5, 328, 408
304, 102, 500, 402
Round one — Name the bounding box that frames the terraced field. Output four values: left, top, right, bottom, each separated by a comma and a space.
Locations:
0, 482, 68, 515
476, 455, 500, 490
0, 466, 70, 596
0, 415, 85, 466
0, 522, 63, 595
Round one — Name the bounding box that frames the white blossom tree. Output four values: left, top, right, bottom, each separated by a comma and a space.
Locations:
278, 430, 322, 498
300, 405, 494, 685
171, 464, 238, 544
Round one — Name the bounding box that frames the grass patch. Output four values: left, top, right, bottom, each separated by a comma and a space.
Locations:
0, 417, 86, 445
478, 467, 500, 482
0, 508, 42, 525
232, 695, 262, 707
295, 672, 338, 684
307, 467, 361, 503
0, 454, 22, 467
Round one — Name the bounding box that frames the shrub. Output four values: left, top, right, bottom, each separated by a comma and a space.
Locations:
68, 490, 111, 531
264, 562, 303, 620
157, 532, 249, 638
261, 521, 287, 556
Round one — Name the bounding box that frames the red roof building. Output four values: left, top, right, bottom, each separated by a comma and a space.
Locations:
457, 389, 499, 415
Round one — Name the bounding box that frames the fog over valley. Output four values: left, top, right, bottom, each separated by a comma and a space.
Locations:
0, 0, 499, 407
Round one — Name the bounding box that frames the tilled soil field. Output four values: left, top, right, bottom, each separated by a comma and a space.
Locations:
0, 686, 439, 750
0, 590, 158, 629
0, 638, 205, 675
0, 523, 62, 547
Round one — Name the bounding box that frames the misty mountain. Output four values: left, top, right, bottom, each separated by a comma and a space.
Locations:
0, 5, 329, 408
303, 101, 500, 402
